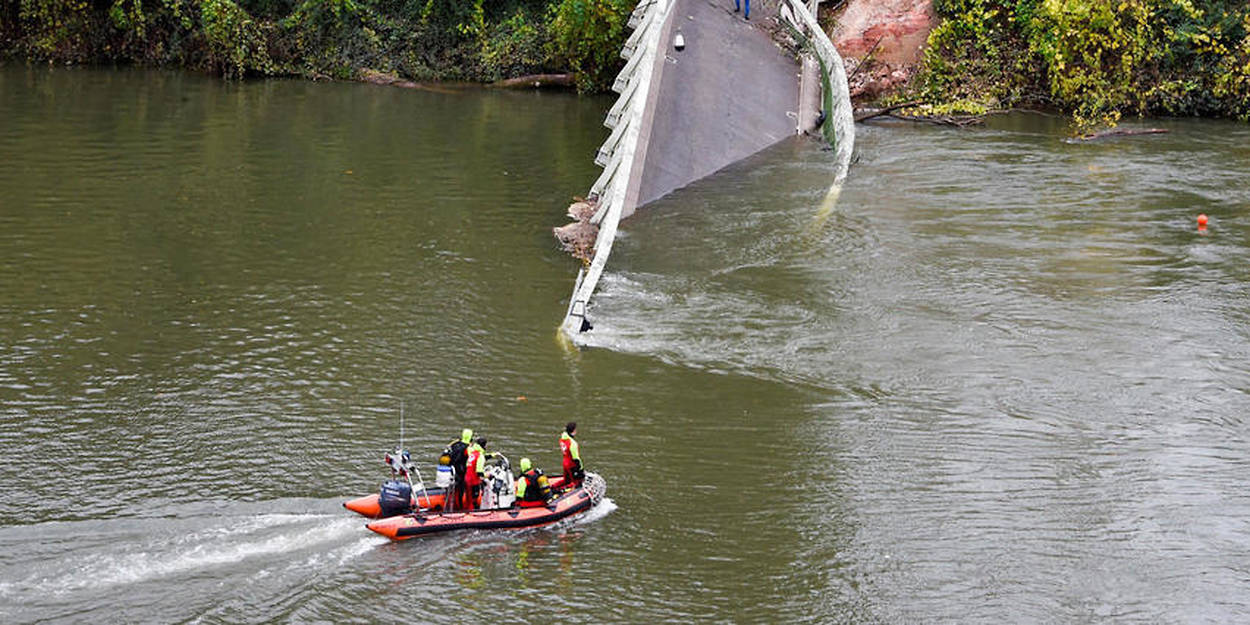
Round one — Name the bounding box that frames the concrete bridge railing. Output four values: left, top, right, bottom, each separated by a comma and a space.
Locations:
559, 0, 854, 343
780, 0, 855, 187
560, 0, 673, 339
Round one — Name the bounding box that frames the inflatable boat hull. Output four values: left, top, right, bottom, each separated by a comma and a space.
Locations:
344, 477, 573, 518
366, 487, 594, 540
343, 488, 448, 518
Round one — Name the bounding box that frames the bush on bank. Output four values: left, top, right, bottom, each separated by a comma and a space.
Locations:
915, 0, 1250, 126
1, 0, 635, 91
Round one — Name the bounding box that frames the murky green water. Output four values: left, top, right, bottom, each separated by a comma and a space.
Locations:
2, 65, 1250, 623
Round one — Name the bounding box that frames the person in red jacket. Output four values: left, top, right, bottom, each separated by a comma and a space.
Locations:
463, 437, 486, 510
559, 421, 584, 489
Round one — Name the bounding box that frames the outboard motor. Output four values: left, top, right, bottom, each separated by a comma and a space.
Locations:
378, 479, 413, 517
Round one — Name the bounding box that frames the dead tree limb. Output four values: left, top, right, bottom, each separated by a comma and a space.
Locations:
854, 100, 925, 122
492, 74, 575, 89
1075, 128, 1170, 141
883, 112, 984, 127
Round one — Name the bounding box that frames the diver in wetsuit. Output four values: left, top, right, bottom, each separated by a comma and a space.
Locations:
445, 428, 472, 511
514, 457, 552, 507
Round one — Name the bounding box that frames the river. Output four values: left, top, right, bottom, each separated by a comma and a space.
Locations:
2, 65, 1249, 623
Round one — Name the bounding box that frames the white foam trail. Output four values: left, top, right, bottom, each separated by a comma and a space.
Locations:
546, 498, 618, 533
335, 536, 386, 565
174, 512, 323, 544
576, 497, 618, 526
248, 534, 385, 586
11, 515, 357, 597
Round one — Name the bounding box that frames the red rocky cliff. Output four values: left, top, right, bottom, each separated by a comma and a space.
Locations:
827, 0, 937, 100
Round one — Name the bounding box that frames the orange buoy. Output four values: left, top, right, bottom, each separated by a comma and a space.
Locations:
1197, 214, 1209, 228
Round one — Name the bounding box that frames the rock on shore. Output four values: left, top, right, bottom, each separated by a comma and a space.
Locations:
828, 0, 936, 100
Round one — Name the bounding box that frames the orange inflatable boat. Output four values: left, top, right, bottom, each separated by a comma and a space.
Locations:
364, 473, 606, 540
343, 488, 448, 518
342, 447, 454, 519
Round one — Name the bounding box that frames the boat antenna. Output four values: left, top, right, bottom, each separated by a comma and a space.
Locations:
396, 398, 431, 507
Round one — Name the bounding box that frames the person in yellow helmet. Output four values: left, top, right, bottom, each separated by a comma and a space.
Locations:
514, 457, 552, 507
559, 421, 583, 489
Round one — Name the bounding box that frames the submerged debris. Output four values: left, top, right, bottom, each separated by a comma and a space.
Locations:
854, 101, 985, 126
358, 69, 423, 89
1073, 128, 1170, 142
492, 74, 575, 89
553, 198, 599, 262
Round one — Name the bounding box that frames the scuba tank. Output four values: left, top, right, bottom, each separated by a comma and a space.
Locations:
435, 452, 452, 488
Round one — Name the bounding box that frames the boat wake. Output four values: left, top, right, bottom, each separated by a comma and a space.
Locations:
0, 500, 374, 607
573, 496, 617, 526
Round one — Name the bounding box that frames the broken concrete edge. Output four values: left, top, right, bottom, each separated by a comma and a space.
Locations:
558, 0, 674, 341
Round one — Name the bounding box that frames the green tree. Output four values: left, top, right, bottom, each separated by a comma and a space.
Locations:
547, 0, 632, 92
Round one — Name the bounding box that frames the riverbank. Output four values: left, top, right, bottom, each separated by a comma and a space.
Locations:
824, 0, 1250, 129
5, 0, 1246, 127
0, 0, 633, 92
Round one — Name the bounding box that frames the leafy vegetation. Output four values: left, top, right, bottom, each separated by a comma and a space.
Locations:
548, 0, 632, 92
6, 0, 1244, 122
0, 0, 634, 91
914, 0, 1250, 127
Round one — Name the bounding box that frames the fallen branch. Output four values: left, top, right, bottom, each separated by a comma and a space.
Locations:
885, 112, 984, 127
356, 69, 459, 93
358, 69, 421, 88
854, 100, 924, 122
1074, 127, 1170, 141
492, 74, 575, 89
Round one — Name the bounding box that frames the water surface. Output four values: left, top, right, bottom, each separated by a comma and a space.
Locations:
2, 65, 1249, 622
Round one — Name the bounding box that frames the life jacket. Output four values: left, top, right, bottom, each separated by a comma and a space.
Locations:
465, 445, 484, 485
560, 432, 579, 470
518, 468, 550, 503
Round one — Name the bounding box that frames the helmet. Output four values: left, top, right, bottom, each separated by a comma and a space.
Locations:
519, 457, 532, 472
461, 428, 473, 443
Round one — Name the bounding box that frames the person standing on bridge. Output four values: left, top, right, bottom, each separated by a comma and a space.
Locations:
559, 422, 584, 489
733, 0, 749, 19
